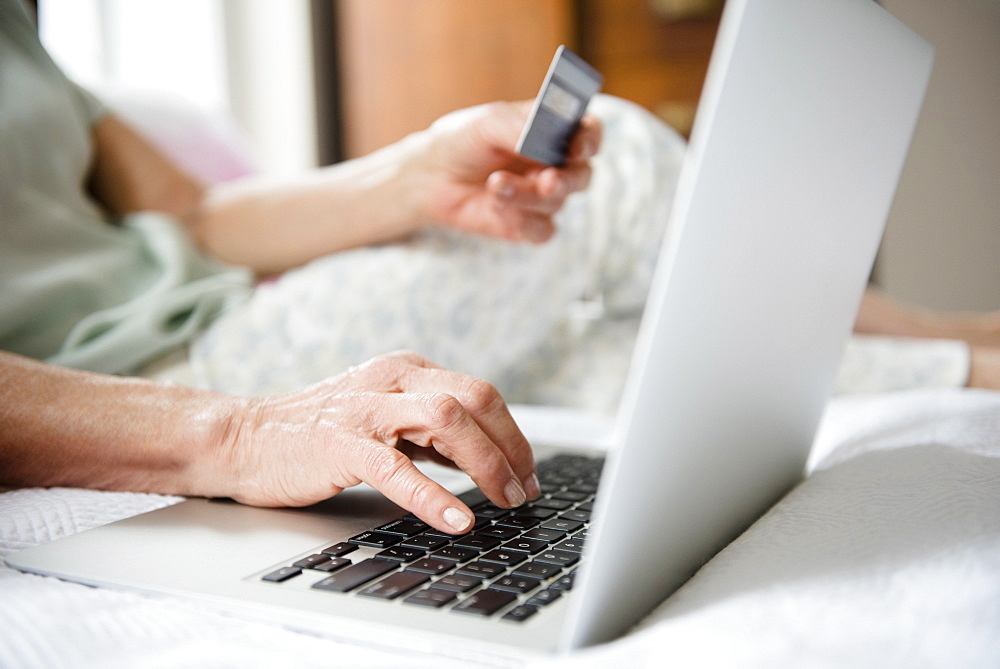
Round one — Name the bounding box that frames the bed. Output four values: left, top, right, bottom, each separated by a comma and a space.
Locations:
3, 387, 998, 667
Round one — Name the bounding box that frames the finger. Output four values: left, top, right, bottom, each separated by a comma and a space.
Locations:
338, 350, 442, 393
391, 366, 539, 499
567, 114, 603, 162
497, 209, 556, 244
394, 392, 530, 509
488, 163, 592, 212
354, 440, 476, 534
352, 388, 528, 510
397, 438, 461, 470
348, 354, 539, 500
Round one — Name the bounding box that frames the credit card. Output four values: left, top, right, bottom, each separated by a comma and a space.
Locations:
515, 45, 603, 167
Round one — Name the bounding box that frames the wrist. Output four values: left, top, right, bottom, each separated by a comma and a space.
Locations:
357, 129, 437, 237
175, 391, 256, 500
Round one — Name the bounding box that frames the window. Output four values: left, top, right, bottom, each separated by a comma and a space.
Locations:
38, 0, 319, 176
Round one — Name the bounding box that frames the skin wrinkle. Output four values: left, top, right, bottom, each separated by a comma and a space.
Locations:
231, 396, 339, 506
405, 393, 510, 476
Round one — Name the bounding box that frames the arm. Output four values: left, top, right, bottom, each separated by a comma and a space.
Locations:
89, 102, 601, 276
856, 287, 1000, 347
0, 350, 539, 534
855, 286, 1000, 390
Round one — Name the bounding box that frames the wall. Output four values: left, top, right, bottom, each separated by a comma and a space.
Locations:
876, 0, 1000, 311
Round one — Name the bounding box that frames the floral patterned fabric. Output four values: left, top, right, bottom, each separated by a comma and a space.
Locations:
143, 95, 970, 411
173, 95, 684, 413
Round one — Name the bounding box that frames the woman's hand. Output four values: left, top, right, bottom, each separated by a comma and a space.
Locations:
0, 350, 539, 535
222, 351, 541, 534
414, 101, 602, 243
101, 98, 601, 274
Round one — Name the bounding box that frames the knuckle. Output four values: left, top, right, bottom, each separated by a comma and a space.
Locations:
361, 443, 438, 515
383, 349, 421, 364
353, 353, 409, 388
406, 476, 439, 515
459, 378, 504, 416
423, 393, 466, 432
364, 446, 412, 488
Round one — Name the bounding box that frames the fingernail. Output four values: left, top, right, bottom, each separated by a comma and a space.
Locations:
525, 472, 541, 500
505, 478, 527, 507
443, 506, 473, 533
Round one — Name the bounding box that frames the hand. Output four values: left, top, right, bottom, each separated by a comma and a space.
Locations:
222, 351, 541, 534
416, 101, 602, 243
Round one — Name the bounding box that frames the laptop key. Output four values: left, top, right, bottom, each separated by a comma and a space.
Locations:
476, 525, 520, 541
322, 542, 358, 557
472, 503, 509, 520
534, 549, 579, 568
491, 575, 541, 594
455, 561, 507, 579
311, 558, 397, 592
376, 519, 429, 536
400, 535, 450, 551
530, 498, 573, 511
522, 527, 566, 543
262, 566, 301, 582
502, 604, 539, 623
293, 553, 335, 569
554, 538, 585, 553
452, 534, 501, 552
526, 588, 562, 607
495, 515, 540, 530
403, 587, 457, 608
516, 506, 557, 520
349, 531, 402, 549
501, 538, 548, 554
540, 519, 583, 533
456, 487, 489, 508
313, 557, 351, 572
422, 528, 470, 539
551, 490, 589, 503
375, 546, 425, 563
512, 561, 562, 580
431, 546, 478, 563
479, 549, 528, 567
567, 482, 598, 494
451, 588, 517, 617
406, 557, 455, 575
550, 573, 576, 591
357, 571, 429, 599
559, 509, 591, 523
432, 573, 483, 593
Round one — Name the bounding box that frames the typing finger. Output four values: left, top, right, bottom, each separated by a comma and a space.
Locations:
391, 364, 539, 499
348, 437, 476, 534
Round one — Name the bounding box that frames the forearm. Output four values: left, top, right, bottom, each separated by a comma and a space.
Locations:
192, 133, 434, 275
0, 352, 238, 497
856, 287, 1000, 347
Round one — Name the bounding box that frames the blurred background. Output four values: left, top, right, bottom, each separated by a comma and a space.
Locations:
34, 0, 999, 312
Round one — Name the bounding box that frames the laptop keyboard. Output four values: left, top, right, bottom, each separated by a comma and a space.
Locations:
260, 453, 603, 623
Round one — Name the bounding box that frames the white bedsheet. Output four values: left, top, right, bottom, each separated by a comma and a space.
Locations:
2, 388, 999, 668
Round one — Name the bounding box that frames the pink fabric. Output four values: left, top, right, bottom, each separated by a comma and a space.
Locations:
106, 91, 257, 184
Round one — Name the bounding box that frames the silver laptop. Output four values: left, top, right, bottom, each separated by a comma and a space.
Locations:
9, 0, 933, 662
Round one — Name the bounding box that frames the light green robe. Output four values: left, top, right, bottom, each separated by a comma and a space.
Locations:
0, 0, 252, 374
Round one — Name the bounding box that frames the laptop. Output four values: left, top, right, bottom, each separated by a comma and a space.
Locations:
9, 0, 933, 662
